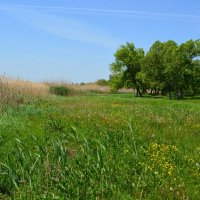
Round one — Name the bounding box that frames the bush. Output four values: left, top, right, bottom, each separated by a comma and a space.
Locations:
95, 79, 109, 86
50, 86, 69, 96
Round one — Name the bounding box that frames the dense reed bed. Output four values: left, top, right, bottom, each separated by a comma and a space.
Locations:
0, 76, 49, 109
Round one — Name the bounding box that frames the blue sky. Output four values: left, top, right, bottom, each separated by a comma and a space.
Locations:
0, 0, 200, 83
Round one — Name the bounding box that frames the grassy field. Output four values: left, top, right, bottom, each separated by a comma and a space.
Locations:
0, 94, 200, 199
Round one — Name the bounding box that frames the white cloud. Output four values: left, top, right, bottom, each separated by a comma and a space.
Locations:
0, 5, 122, 49
0, 4, 199, 48
0, 4, 200, 20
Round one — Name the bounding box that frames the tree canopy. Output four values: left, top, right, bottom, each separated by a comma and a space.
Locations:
110, 39, 200, 99
110, 42, 144, 96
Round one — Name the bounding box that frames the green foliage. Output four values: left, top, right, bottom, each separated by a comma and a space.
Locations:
110, 39, 200, 98
95, 79, 109, 86
49, 85, 69, 96
109, 74, 124, 92
110, 42, 144, 96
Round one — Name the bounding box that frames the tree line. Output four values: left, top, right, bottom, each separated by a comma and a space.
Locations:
110, 39, 200, 99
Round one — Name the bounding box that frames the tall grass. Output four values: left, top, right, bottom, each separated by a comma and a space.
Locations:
44, 81, 111, 95
1, 121, 199, 199
0, 75, 49, 109
0, 95, 200, 199
44, 81, 136, 96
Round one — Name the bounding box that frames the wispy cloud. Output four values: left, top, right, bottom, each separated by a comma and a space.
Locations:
0, 4, 199, 49
0, 4, 123, 49
0, 4, 200, 20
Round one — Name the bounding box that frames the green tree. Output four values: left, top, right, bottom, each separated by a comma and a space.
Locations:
162, 40, 180, 98
192, 60, 200, 94
142, 39, 200, 99
110, 42, 144, 96
142, 41, 166, 95
111, 40, 200, 99
178, 40, 200, 96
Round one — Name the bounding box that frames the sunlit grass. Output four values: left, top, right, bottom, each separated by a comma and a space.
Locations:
0, 93, 200, 199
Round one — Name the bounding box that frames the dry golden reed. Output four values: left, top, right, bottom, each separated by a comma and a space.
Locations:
0, 75, 50, 108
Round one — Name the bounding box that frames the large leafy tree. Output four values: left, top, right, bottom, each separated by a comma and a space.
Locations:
110, 40, 200, 99
142, 41, 166, 94
162, 39, 200, 98
178, 40, 200, 95
110, 42, 144, 96
142, 39, 200, 99
190, 60, 200, 95
162, 40, 180, 98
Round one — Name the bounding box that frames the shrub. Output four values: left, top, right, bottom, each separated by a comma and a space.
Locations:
95, 79, 109, 86
50, 86, 69, 96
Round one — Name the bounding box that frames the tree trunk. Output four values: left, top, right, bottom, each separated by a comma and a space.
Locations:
136, 87, 142, 97
168, 91, 172, 99
175, 90, 183, 99
161, 89, 166, 96
180, 90, 184, 99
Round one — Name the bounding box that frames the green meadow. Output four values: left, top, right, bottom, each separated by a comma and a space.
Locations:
0, 94, 200, 199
